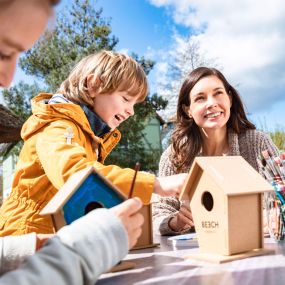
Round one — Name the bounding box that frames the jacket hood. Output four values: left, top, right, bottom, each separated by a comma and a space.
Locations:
21, 93, 97, 141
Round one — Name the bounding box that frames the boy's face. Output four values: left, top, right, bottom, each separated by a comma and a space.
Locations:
91, 90, 140, 130
0, 0, 50, 87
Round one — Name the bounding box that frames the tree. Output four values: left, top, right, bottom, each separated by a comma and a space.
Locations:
257, 118, 285, 151
3, 0, 167, 172
105, 54, 168, 172
20, 0, 118, 92
156, 34, 217, 149
2, 81, 42, 120
157, 34, 217, 121
1, 82, 43, 158
270, 128, 285, 151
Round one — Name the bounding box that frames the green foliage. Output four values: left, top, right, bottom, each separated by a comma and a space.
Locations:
131, 53, 155, 76
270, 128, 285, 151
2, 81, 42, 120
258, 118, 285, 151
1, 141, 24, 160
1, 82, 42, 159
3, 0, 167, 171
105, 54, 167, 172
105, 96, 167, 172
19, 0, 118, 92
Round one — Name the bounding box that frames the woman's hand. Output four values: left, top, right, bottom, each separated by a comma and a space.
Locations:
169, 200, 194, 232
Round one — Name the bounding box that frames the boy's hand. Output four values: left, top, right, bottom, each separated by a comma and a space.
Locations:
110, 198, 144, 249
154, 173, 188, 197
36, 234, 54, 250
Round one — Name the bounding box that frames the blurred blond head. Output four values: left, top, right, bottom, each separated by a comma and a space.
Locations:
58, 50, 148, 108
0, 0, 60, 87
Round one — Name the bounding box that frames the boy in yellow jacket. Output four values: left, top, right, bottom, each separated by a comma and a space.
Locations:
0, 50, 186, 235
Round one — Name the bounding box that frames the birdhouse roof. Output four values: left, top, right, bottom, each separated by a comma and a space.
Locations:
40, 166, 127, 215
180, 156, 272, 199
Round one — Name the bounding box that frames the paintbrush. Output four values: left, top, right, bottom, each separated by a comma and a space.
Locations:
128, 162, 140, 199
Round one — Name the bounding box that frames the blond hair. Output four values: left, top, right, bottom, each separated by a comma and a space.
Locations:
57, 50, 148, 107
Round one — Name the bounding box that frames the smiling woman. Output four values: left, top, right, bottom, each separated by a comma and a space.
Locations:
182, 75, 232, 140
152, 66, 280, 236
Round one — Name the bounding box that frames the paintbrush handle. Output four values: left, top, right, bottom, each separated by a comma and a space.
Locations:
128, 162, 140, 198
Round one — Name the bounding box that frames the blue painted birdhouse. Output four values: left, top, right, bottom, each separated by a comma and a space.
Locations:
40, 166, 127, 230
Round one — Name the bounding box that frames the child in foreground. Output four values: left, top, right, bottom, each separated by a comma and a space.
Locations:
0, 2, 145, 283
0, 50, 186, 236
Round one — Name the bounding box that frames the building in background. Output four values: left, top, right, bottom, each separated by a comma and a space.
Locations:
0, 104, 23, 143
141, 113, 165, 155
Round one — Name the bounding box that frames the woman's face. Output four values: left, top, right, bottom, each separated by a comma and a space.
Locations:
184, 75, 232, 132
0, 0, 51, 87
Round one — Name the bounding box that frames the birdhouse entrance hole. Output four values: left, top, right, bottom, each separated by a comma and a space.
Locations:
84, 201, 104, 214
202, 191, 213, 211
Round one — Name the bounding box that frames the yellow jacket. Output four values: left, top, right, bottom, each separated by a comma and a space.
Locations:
0, 93, 154, 235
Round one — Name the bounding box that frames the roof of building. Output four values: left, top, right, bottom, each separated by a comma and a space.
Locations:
0, 104, 23, 143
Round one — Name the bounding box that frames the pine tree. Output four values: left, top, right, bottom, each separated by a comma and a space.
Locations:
20, 0, 118, 91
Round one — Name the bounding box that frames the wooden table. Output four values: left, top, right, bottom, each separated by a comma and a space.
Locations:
97, 235, 285, 285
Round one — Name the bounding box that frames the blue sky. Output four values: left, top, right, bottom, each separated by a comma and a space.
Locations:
11, 0, 285, 131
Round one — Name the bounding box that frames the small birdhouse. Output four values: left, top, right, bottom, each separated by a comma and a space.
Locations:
180, 156, 274, 263
40, 166, 156, 250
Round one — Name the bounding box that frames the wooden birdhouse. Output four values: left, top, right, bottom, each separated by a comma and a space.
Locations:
40, 166, 156, 250
180, 156, 274, 263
